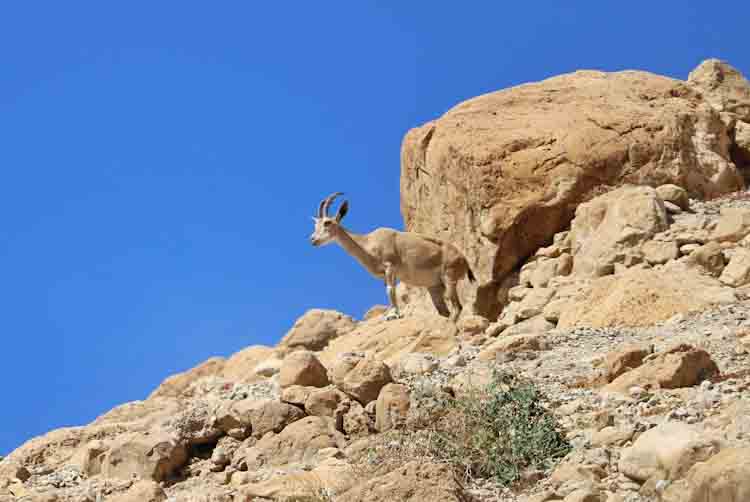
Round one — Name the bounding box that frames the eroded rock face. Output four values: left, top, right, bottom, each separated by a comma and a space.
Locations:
401, 65, 744, 318
279, 309, 356, 353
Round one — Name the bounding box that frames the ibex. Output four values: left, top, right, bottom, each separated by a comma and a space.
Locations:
310, 192, 475, 321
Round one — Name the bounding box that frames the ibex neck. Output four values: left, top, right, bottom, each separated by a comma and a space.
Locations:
334, 227, 383, 277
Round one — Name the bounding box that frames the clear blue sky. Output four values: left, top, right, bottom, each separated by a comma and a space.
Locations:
2, 2, 748, 455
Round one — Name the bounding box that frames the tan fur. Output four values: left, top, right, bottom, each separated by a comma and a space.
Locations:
310, 193, 475, 320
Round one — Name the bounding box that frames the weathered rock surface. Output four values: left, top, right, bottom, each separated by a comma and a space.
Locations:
558, 262, 736, 328
604, 344, 719, 394
279, 308, 356, 353
279, 350, 330, 388
402, 65, 744, 318
338, 461, 470, 502
662, 447, 750, 502
338, 357, 393, 404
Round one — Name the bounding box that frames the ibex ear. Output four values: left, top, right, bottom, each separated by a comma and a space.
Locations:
335, 200, 349, 222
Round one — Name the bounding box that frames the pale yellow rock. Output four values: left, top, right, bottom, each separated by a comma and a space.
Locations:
337, 461, 469, 502
338, 357, 393, 404
402, 65, 743, 318
656, 184, 690, 210
305, 386, 350, 418
240, 416, 345, 471
719, 247, 750, 286
559, 262, 735, 328
712, 207, 750, 242
688, 59, 750, 121
642, 240, 679, 265
278, 308, 356, 353
619, 422, 719, 483
661, 447, 750, 502
100, 431, 188, 482
604, 344, 719, 394
570, 185, 668, 277
107, 480, 166, 502
319, 314, 457, 369
279, 350, 329, 388
478, 334, 547, 362
220, 345, 276, 383
148, 357, 226, 399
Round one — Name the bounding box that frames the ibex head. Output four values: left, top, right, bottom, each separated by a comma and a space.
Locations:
310, 192, 349, 247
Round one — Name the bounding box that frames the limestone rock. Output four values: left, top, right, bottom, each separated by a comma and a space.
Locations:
305, 386, 350, 418
100, 431, 188, 482
570, 185, 668, 277
719, 247, 750, 286
279, 350, 329, 388
517, 287, 556, 320
342, 401, 373, 437
319, 314, 457, 369
456, 314, 489, 335
245, 400, 306, 439
478, 334, 547, 362
642, 240, 679, 265
220, 345, 276, 383
392, 352, 438, 378
339, 357, 393, 405
619, 422, 719, 483
375, 383, 410, 432
603, 344, 652, 382
240, 416, 344, 471
711, 207, 750, 242
604, 344, 719, 394
238, 457, 355, 500
279, 309, 356, 353
688, 59, 750, 122
662, 447, 750, 502
402, 66, 743, 318
656, 184, 690, 210
559, 262, 735, 328
148, 357, 225, 399
338, 461, 469, 502
107, 480, 166, 502
687, 241, 726, 276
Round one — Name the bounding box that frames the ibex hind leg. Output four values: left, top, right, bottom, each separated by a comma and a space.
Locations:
445, 280, 463, 322
428, 284, 451, 318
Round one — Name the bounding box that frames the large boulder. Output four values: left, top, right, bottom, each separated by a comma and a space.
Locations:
401, 64, 745, 318
279, 309, 356, 353
619, 422, 719, 483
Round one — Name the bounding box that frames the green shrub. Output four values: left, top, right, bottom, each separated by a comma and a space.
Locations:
423, 371, 571, 485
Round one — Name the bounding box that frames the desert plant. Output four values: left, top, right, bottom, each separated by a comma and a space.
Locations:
423, 371, 571, 485
354, 370, 570, 487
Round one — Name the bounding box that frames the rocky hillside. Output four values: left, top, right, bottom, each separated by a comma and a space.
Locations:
3, 60, 750, 502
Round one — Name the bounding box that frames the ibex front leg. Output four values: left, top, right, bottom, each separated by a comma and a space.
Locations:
384, 261, 402, 320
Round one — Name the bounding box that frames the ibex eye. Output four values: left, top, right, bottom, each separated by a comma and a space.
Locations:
323, 221, 332, 227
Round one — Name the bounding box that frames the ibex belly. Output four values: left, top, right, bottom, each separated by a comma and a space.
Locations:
393, 265, 443, 288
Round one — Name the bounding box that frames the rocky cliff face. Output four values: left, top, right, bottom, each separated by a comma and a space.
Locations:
401, 59, 750, 318
5, 60, 750, 502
